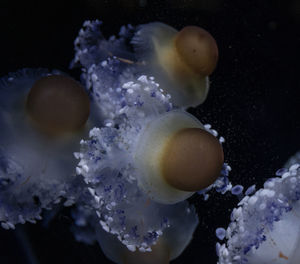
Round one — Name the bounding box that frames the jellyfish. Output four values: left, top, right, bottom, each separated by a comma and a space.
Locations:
71, 200, 198, 264
74, 61, 231, 254
0, 68, 96, 229
216, 162, 300, 264
132, 22, 218, 106
72, 19, 218, 107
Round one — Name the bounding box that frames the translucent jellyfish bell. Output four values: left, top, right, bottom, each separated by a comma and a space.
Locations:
217, 163, 300, 264
0, 68, 94, 228
132, 22, 218, 106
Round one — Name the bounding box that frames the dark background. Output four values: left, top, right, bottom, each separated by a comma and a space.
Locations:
0, 0, 299, 263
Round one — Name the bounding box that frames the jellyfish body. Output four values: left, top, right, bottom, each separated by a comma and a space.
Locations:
0, 68, 95, 228
75, 67, 230, 250
95, 200, 198, 264
132, 22, 218, 106
73, 22, 229, 204
217, 163, 300, 264
71, 197, 198, 264
73, 20, 218, 107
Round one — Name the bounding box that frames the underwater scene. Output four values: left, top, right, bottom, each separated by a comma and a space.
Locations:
0, 0, 299, 263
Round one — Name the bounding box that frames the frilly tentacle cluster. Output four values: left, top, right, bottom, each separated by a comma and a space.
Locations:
217, 163, 300, 264
72, 20, 136, 71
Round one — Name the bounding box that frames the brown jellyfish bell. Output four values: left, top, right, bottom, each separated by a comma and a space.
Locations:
132, 22, 219, 107
161, 127, 224, 192
134, 110, 224, 204
26, 75, 90, 136
174, 26, 218, 78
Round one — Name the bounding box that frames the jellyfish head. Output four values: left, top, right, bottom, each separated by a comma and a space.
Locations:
161, 127, 224, 192
26, 75, 90, 136
161, 25, 218, 106
174, 25, 219, 77
134, 110, 224, 204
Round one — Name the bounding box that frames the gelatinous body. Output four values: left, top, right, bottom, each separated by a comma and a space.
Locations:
133, 23, 218, 106
0, 69, 94, 228
71, 198, 198, 263
72, 20, 218, 107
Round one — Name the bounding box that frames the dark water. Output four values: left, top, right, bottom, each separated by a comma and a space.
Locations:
0, 0, 299, 263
